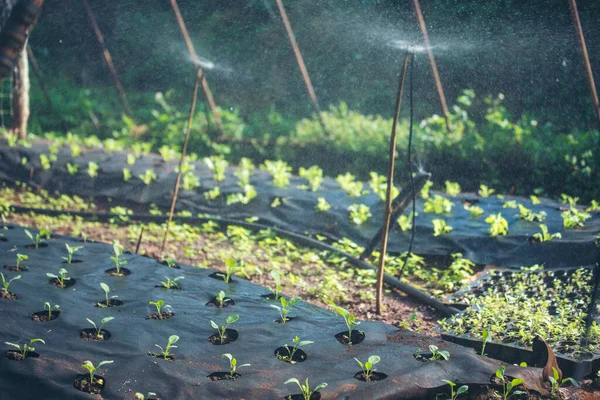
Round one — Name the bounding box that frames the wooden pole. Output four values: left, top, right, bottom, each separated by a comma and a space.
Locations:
12, 46, 29, 139
376, 52, 411, 315
169, 0, 224, 138
412, 0, 450, 131
26, 45, 51, 107
82, 0, 132, 117
567, 0, 600, 131
160, 66, 203, 255
275, 0, 329, 139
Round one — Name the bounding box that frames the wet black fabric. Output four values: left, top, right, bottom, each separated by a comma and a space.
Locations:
0, 140, 598, 269
0, 226, 545, 399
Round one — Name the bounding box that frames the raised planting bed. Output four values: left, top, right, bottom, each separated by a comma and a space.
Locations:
0, 137, 599, 269
440, 267, 600, 377
0, 225, 546, 399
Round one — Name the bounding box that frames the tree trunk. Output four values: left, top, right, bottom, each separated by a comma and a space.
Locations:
12, 44, 28, 139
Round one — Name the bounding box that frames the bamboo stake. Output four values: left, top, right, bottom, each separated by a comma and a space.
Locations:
82, 0, 132, 117
160, 66, 203, 255
26, 45, 52, 108
567, 0, 600, 130
134, 226, 144, 254
376, 52, 411, 315
412, 0, 450, 131
275, 0, 329, 139
169, 0, 224, 138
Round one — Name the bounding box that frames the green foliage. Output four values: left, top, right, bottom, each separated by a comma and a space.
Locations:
478, 184, 495, 198
441, 380, 468, 400
427, 345, 450, 361
369, 172, 398, 201
81, 360, 113, 387
324, 299, 361, 343
261, 160, 292, 188
139, 169, 158, 185
548, 367, 578, 397
284, 378, 327, 400
222, 353, 250, 376
531, 224, 561, 242
153, 335, 179, 359
278, 336, 313, 363
397, 212, 415, 231
87, 161, 99, 178
517, 204, 546, 222
354, 355, 380, 382
445, 181, 461, 196
485, 213, 509, 237
465, 204, 484, 217
561, 206, 591, 228
4, 338, 45, 358
315, 197, 331, 212
63, 243, 82, 264
204, 156, 229, 182
46, 268, 71, 287
336, 172, 366, 197
432, 219, 452, 236
210, 314, 239, 344
347, 204, 372, 225
424, 195, 454, 214
299, 165, 323, 192
270, 296, 301, 323
495, 366, 525, 400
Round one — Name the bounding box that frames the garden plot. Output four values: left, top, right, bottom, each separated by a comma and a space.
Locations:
0, 137, 598, 270
440, 267, 600, 377
0, 225, 546, 400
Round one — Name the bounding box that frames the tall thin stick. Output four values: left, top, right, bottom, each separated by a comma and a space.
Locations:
160, 67, 203, 255
82, 0, 132, 117
169, 0, 224, 138
412, 0, 450, 131
568, 0, 600, 130
26, 45, 52, 108
376, 52, 411, 315
275, 0, 328, 139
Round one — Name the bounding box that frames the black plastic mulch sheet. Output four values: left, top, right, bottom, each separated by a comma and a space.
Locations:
0, 226, 545, 399
0, 140, 598, 269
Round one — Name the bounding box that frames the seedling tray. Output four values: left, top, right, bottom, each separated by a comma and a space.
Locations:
0, 225, 543, 399
441, 267, 600, 377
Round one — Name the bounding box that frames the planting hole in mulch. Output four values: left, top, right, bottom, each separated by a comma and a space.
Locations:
285, 392, 321, 400
154, 284, 182, 290
0, 225, 14, 229
6, 350, 39, 360
207, 372, 240, 381
3, 264, 28, 272
73, 374, 105, 395
208, 329, 238, 345
353, 371, 388, 382
275, 316, 296, 324
159, 260, 180, 269
105, 268, 131, 277
261, 293, 280, 300
274, 347, 307, 363
209, 271, 235, 282
49, 277, 76, 288
148, 352, 176, 361
0, 237, 7, 242
146, 312, 175, 320
62, 260, 83, 264
335, 330, 365, 345
24, 243, 49, 249
31, 310, 60, 322
206, 296, 235, 308
80, 328, 111, 341
95, 299, 124, 308
1, 291, 18, 300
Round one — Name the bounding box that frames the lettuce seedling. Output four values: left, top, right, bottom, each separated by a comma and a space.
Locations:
271, 296, 301, 323
561, 206, 591, 229
82, 360, 113, 386
354, 355, 380, 382
548, 367, 578, 397
441, 380, 468, 400
110, 243, 128, 275
98, 283, 117, 308
149, 299, 172, 318
63, 243, 83, 264
87, 161, 99, 178
86, 317, 114, 339
445, 181, 461, 196
210, 314, 239, 344
15, 253, 28, 270
427, 345, 450, 361
153, 335, 179, 359
347, 204, 372, 225
135, 392, 157, 400
284, 378, 327, 400
4, 338, 45, 358
485, 213, 509, 237
44, 302, 60, 319
268, 270, 283, 299
222, 353, 250, 376
278, 336, 312, 363
495, 366, 525, 400
46, 268, 71, 287
315, 197, 331, 212
67, 162, 79, 176
432, 219, 452, 236
531, 224, 561, 242
298, 165, 323, 192
1, 273, 21, 294
324, 299, 361, 344
478, 185, 495, 198
24, 229, 44, 248
164, 258, 177, 268
139, 169, 158, 185
160, 276, 184, 289
216, 291, 226, 308
218, 258, 238, 283
481, 329, 490, 356
424, 195, 454, 214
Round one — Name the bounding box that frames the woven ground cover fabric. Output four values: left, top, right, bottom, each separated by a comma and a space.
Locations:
0, 225, 546, 399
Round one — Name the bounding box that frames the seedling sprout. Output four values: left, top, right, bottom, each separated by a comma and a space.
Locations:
44, 302, 60, 319
110, 243, 128, 275
15, 253, 27, 270
271, 296, 301, 323
86, 316, 114, 339
495, 366, 525, 400
354, 355, 380, 382
98, 282, 117, 307
81, 359, 113, 387
160, 275, 184, 289
548, 367, 578, 397
24, 229, 44, 248
278, 336, 312, 363
268, 269, 283, 299
222, 353, 250, 376
4, 338, 45, 358
135, 392, 157, 400
441, 380, 469, 400
153, 335, 179, 359
149, 299, 172, 318
217, 258, 238, 283
325, 299, 361, 344
63, 243, 82, 264
284, 378, 327, 400
210, 314, 239, 344
46, 268, 71, 287
216, 291, 226, 308
1, 272, 20, 293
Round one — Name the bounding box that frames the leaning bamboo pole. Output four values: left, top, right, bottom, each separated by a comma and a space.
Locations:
160, 67, 203, 255
275, 0, 329, 139
376, 52, 411, 315
26, 45, 52, 108
169, 0, 224, 138
82, 0, 132, 117
412, 0, 450, 131
567, 0, 600, 131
